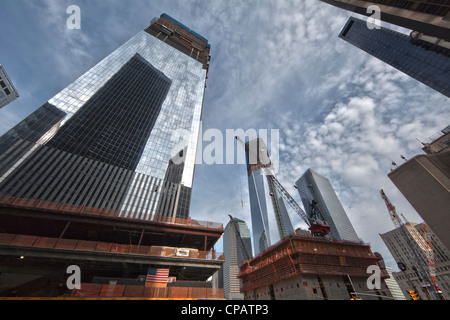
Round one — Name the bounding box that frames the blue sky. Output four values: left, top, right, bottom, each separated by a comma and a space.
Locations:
0, 0, 449, 270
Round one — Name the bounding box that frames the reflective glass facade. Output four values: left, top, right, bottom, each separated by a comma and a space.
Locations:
296, 169, 360, 242
339, 17, 450, 98
0, 15, 209, 220
246, 139, 272, 255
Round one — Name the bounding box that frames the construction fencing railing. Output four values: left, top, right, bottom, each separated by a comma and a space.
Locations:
0, 233, 225, 262
0, 196, 223, 231
71, 284, 224, 299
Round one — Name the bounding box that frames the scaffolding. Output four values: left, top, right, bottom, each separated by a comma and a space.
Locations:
238, 235, 388, 293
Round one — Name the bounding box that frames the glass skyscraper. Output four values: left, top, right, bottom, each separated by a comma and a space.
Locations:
245, 139, 272, 255
339, 16, 450, 98
0, 13, 210, 220
320, 0, 450, 42
296, 169, 360, 243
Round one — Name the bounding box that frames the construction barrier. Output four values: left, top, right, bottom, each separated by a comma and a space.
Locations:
0, 233, 224, 262
0, 196, 223, 231
71, 284, 224, 299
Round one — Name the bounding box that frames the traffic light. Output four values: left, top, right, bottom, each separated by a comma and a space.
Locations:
409, 290, 420, 300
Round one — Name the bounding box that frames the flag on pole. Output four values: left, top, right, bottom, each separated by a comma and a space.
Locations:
146, 267, 170, 288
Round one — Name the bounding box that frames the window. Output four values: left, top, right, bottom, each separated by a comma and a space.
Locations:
4, 88, 11, 95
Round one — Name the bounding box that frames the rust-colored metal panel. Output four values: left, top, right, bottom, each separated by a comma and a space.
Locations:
143, 287, 170, 299
75, 240, 99, 251
36, 200, 62, 211
72, 283, 102, 297
99, 284, 125, 297
95, 242, 112, 252
169, 287, 189, 299
190, 287, 207, 299
128, 245, 149, 255
0, 195, 15, 205
123, 285, 145, 298
81, 206, 104, 216
0, 233, 16, 245
59, 203, 83, 214
9, 235, 37, 247
54, 239, 79, 250
110, 243, 130, 254
12, 197, 40, 208
33, 237, 58, 249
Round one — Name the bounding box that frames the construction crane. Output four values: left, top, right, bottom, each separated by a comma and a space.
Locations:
235, 136, 330, 238
228, 215, 252, 261
380, 190, 445, 300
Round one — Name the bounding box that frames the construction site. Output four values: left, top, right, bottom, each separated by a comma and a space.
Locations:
237, 230, 392, 300
229, 137, 394, 300
0, 195, 225, 299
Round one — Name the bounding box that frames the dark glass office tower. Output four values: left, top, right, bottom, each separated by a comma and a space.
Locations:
320, 0, 450, 41
339, 17, 450, 98
0, 14, 211, 220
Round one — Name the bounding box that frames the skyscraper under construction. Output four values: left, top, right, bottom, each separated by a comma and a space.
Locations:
0, 14, 224, 299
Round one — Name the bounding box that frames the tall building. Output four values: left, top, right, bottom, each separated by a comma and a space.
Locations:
244, 138, 295, 255
338, 17, 450, 98
388, 126, 450, 251
223, 217, 252, 300
384, 267, 407, 300
245, 139, 272, 255
0, 64, 19, 108
0, 13, 210, 220
320, 0, 450, 41
380, 222, 450, 300
0, 14, 225, 299
295, 169, 360, 243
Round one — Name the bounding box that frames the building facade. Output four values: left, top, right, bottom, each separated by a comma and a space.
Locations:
388, 126, 450, 251
295, 169, 360, 243
0, 64, 19, 108
0, 13, 210, 220
238, 232, 393, 300
0, 14, 225, 299
380, 222, 450, 300
223, 217, 252, 300
320, 0, 450, 41
384, 267, 407, 300
245, 139, 273, 255
339, 17, 450, 98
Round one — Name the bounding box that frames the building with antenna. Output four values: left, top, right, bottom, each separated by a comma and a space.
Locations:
388, 125, 450, 251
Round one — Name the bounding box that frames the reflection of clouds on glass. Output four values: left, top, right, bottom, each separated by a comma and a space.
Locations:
46, 31, 206, 189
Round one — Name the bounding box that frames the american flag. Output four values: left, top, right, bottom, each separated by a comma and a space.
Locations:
146, 268, 170, 285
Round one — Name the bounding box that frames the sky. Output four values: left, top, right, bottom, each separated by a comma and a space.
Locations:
0, 0, 449, 271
